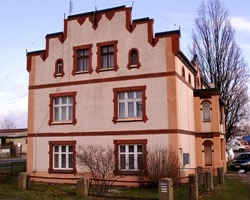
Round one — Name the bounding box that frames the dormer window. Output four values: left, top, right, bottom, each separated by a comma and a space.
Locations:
54, 59, 65, 78
96, 40, 118, 73
127, 48, 141, 70
72, 44, 93, 75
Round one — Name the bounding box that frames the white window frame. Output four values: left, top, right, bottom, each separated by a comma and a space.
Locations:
118, 91, 142, 119
53, 145, 73, 170
118, 144, 143, 171
53, 96, 73, 122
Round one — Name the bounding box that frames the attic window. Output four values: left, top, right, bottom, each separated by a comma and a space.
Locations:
54, 59, 65, 78
182, 67, 185, 78
127, 48, 141, 70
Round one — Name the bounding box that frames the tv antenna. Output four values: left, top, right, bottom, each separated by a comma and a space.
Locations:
69, 0, 74, 15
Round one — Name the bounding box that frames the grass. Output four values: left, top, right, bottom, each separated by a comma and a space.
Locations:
0, 174, 249, 200
200, 177, 250, 200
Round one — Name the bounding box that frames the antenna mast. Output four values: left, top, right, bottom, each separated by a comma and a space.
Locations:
69, 0, 73, 15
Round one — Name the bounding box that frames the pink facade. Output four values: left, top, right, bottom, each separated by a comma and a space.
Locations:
26, 6, 226, 180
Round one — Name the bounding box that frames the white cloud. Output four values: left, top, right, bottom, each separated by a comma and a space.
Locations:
230, 16, 250, 33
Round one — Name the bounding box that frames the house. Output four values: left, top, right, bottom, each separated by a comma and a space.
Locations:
0, 128, 27, 157
26, 6, 226, 181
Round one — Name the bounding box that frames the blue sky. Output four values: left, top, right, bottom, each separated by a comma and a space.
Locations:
0, 0, 250, 128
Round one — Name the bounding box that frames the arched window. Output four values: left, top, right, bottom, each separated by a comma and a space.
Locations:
54, 59, 65, 78
202, 101, 211, 122
188, 74, 191, 84
202, 140, 213, 166
182, 67, 185, 78
196, 77, 200, 89
127, 48, 141, 70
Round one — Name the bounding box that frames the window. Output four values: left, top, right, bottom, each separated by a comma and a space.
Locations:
101, 45, 114, 69
188, 74, 191, 84
77, 49, 89, 71
113, 86, 148, 123
49, 92, 77, 125
113, 139, 147, 175
127, 48, 141, 69
182, 67, 185, 78
72, 44, 93, 75
96, 40, 118, 73
118, 91, 142, 118
53, 59, 65, 78
48, 141, 76, 174
202, 101, 211, 122
202, 140, 213, 166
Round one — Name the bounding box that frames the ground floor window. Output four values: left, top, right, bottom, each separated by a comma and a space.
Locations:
48, 141, 76, 174
113, 139, 147, 175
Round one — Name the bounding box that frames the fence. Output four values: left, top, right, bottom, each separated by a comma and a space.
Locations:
0, 161, 26, 174
15, 167, 225, 200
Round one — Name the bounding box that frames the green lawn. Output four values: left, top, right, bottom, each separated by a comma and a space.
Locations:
0, 174, 249, 200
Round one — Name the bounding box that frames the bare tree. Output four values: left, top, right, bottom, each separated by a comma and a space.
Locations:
191, 0, 250, 140
147, 145, 181, 182
1, 117, 16, 129
77, 144, 120, 194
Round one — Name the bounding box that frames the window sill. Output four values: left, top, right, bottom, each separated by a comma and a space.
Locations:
49, 169, 75, 174
99, 67, 114, 72
203, 120, 211, 123
75, 71, 89, 74
117, 118, 143, 122
51, 121, 73, 125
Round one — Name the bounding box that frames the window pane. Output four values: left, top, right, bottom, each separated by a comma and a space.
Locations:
136, 102, 142, 117
129, 154, 135, 169
137, 154, 143, 170
61, 97, 67, 104
54, 146, 59, 152
68, 154, 73, 168
129, 145, 134, 152
54, 98, 60, 105
102, 56, 108, 69
137, 145, 143, 152
61, 107, 66, 120
120, 154, 126, 169
203, 102, 210, 121
109, 55, 114, 68
54, 107, 59, 121
69, 146, 73, 152
54, 154, 59, 168
119, 102, 125, 118
61, 146, 66, 152
120, 145, 125, 152
128, 102, 134, 117
118, 92, 125, 100
128, 92, 134, 99
136, 91, 142, 98
131, 50, 137, 65
61, 154, 66, 168
68, 106, 73, 120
